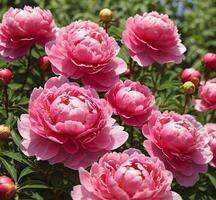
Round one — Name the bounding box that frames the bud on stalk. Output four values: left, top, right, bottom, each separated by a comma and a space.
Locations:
37, 55, 51, 71
182, 81, 195, 95
0, 125, 11, 141
202, 53, 216, 70
0, 176, 16, 200
181, 68, 201, 85
0, 69, 12, 85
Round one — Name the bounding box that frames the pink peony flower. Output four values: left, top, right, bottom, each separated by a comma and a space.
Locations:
45, 21, 127, 91
0, 6, 56, 61
122, 11, 186, 67
194, 78, 216, 112
105, 80, 155, 127
71, 149, 182, 200
143, 111, 213, 187
205, 123, 216, 167
18, 76, 128, 170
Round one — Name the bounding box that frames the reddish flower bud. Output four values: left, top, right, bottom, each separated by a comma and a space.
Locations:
202, 53, 216, 70
181, 68, 201, 85
0, 69, 12, 85
99, 8, 113, 22
124, 68, 132, 78
0, 125, 11, 141
0, 176, 16, 199
37, 55, 51, 71
183, 81, 195, 94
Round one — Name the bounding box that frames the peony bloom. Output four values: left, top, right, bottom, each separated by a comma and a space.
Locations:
122, 11, 186, 67
143, 111, 213, 187
180, 67, 201, 85
71, 149, 182, 200
205, 124, 216, 167
18, 76, 128, 170
45, 21, 127, 91
105, 80, 155, 127
0, 6, 56, 61
194, 78, 216, 112
202, 53, 216, 70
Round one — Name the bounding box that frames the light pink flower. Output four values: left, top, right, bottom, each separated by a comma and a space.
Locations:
143, 111, 213, 187
71, 149, 182, 200
122, 11, 186, 67
194, 78, 216, 112
45, 21, 127, 91
0, 6, 56, 61
105, 80, 155, 127
18, 76, 128, 170
205, 123, 216, 167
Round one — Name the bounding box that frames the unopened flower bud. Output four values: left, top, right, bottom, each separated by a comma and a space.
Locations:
202, 53, 216, 70
182, 81, 195, 94
0, 69, 12, 85
181, 68, 201, 85
37, 55, 51, 71
99, 8, 113, 22
0, 176, 16, 199
124, 68, 132, 78
0, 125, 11, 141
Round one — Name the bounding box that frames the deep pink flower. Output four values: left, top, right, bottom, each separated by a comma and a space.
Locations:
45, 21, 127, 91
180, 67, 201, 85
0, 6, 56, 61
143, 111, 213, 187
205, 123, 216, 167
105, 80, 155, 127
18, 76, 128, 170
194, 78, 216, 112
202, 53, 216, 70
122, 11, 186, 67
71, 149, 182, 200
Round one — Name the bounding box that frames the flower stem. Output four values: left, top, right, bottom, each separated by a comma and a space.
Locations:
21, 48, 32, 90
183, 94, 191, 114
3, 85, 9, 118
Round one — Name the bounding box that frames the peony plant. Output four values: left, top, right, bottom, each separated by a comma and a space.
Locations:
0, 2, 216, 200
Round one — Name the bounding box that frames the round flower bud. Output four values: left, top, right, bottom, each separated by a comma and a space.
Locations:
0, 69, 12, 85
0, 176, 16, 199
202, 53, 216, 70
0, 125, 11, 141
99, 8, 113, 22
181, 68, 201, 85
183, 81, 195, 94
37, 55, 51, 71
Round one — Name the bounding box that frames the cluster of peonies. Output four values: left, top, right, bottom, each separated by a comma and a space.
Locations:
0, 5, 215, 200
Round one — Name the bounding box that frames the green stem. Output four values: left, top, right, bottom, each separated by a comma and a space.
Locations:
183, 94, 191, 114
3, 85, 9, 118
21, 48, 32, 90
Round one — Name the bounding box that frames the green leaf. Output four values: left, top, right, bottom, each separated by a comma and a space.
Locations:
11, 130, 21, 147
18, 167, 35, 182
0, 157, 17, 182
206, 173, 216, 188
18, 180, 51, 191
2, 151, 33, 167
